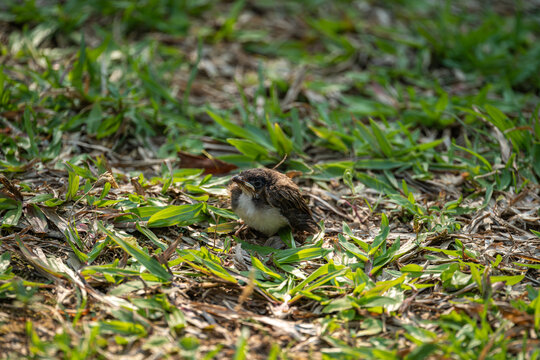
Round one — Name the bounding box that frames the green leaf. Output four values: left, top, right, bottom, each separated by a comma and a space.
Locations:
394, 139, 444, 157
338, 233, 368, 262
343, 168, 355, 194
275, 246, 331, 265
0, 196, 18, 210
227, 139, 269, 159
454, 144, 492, 171
82, 264, 162, 281
513, 262, 540, 269
343, 222, 369, 252
356, 295, 399, 308
81, 103, 103, 134
400, 264, 423, 273
265, 116, 279, 151
97, 115, 122, 139
208, 110, 272, 149
370, 236, 400, 275
273, 122, 293, 155
490, 275, 525, 286
64, 225, 88, 263
214, 0, 246, 42
354, 159, 406, 170
202, 259, 237, 283
301, 267, 349, 294
0, 252, 12, 275
2, 203, 22, 227
208, 205, 238, 220
86, 238, 109, 264
322, 296, 354, 313
356, 173, 397, 194
66, 171, 80, 201
148, 203, 206, 228
533, 143, 540, 178
484, 104, 527, 148
482, 183, 494, 208
97, 222, 171, 282
23, 107, 38, 157
65, 162, 97, 181
165, 308, 186, 333
368, 214, 390, 255
127, 206, 167, 220
405, 343, 438, 360
289, 263, 332, 295
138, 66, 178, 105
99, 320, 147, 337
136, 222, 168, 251
309, 125, 349, 153
233, 327, 249, 360
251, 256, 284, 281
99, 182, 111, 200
434, 92, 448, 114
27, 194, 54, 204
369, 119, 392, 158
71, 34, 86, 91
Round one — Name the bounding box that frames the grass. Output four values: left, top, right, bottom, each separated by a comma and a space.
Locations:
0, 0, 539, 359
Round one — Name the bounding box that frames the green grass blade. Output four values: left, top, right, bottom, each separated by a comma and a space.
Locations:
97, 222, 171, 282
148, 203, 206, 227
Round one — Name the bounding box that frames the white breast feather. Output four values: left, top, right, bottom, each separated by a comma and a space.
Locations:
235, 193, 288, 235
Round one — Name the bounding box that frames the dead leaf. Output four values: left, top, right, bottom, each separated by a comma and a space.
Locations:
24, 205, 49, 233
285, 170, 302, 179
177, 151, 237, 174
0, 174, 23, 201
131, 176, 146, 196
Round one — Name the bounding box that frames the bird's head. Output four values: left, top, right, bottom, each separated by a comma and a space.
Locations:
231, 169, 273, 197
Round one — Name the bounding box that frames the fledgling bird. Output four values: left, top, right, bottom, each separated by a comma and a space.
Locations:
229, 168, 318, 237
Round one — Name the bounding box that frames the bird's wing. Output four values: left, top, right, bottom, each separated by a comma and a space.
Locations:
264, 184, 318, 234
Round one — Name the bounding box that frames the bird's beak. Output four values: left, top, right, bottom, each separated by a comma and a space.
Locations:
232, 176, 256, 194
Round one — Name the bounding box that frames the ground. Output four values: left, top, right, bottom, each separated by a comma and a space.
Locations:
0, 1, 539, 359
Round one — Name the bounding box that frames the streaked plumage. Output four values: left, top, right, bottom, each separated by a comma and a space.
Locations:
229, 168, 317, 236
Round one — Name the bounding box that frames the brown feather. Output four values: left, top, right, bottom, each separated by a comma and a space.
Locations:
264, 181, 317, 234
230, 168, 318, 236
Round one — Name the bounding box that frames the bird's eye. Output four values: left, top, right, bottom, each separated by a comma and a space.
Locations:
251, 179, 263, 188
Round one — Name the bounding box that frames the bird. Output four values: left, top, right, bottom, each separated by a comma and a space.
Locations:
229, 168, 318, 237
